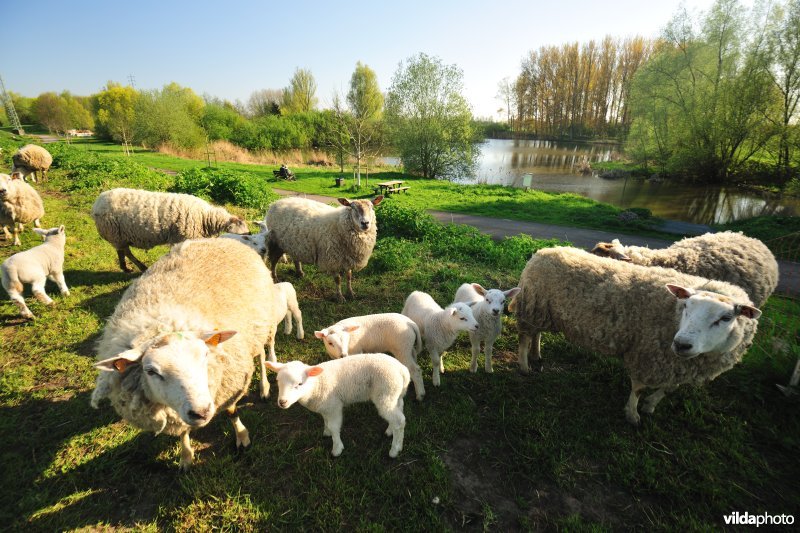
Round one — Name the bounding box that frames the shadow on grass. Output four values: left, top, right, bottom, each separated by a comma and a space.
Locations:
63, 269, 137, 289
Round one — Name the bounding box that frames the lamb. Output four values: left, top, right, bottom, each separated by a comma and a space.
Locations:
314, 313, 426, 401
265, 196, 383, 302
0, 172, 45, 246
91, 188, 250, 272
401, 291, 478, 387
265, 353, 410, 458
220, 228, 269, 261
453, 283, 520, 374
256, 281, 304, 399
90, 238, 274, 469
513, 246, 761, 425
11, 144, 52, 183
590, 232, 778, 307
1, 225, 69, 319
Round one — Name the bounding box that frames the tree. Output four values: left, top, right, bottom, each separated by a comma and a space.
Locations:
133, 83, 205, 149
767, 0, 800, 178
281, 68, 318, 114
32, 92, 69, 134
247, 89, 282, 117
496, 77, 516, 129
95, 82, 138, 154
385, 53, 479, 179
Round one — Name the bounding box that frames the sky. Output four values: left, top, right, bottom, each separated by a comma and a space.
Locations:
2, 0, 717, 119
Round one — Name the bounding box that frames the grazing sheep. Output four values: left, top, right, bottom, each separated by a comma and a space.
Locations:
265, 196, 383, 302
90, 238, 274, 469
453, 283, 520, 374
590, 232, 778, 307
11, 144, 52, 183
256, 281, 304, 399
401, 291, 478, 387
91, 188, 250, 272
265, 353, 410, 458
315, 313, 426, 401
514, 247, 761, 425
0, 172, 44, 246
1, 225, 69, 319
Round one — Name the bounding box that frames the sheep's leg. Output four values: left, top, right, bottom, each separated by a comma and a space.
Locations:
431, 350, 442, 387
294, 260, 304, 278
31, 279, 54, 306
517, 332, 541, 374
283, 311, 293, 335
179, 430, 195, 470
49, 272, 70, 296
33, 219, 41, 228
267, 242, 284, 282
345, 269, 354, 299
410, 361, 425, 400
1, 226, 11, 240
116, 249, 133, 272
378, 400, 406, 458
7, 288, 34, 319
227, 405, 250, 449
293, 308, 304, 339
324, 409, 345, 456
469, 332, 481, 373
624, 380, 647, 426
124, 246, 148, 272
642, 388, 670, 415
12, 225, 21, 246
439, 352, 446, 373
333, 273, 345, 303
258, 344, 270, 399
484, 338, 495, 374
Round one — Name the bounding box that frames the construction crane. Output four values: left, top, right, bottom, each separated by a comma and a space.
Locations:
0, 74, 24, 134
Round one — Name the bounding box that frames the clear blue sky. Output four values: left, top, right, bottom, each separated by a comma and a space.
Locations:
2, 0, 715, 118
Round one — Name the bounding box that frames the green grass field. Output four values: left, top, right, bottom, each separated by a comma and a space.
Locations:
1, 137, 799, 530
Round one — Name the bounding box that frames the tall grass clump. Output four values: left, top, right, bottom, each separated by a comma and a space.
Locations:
172, 167, 279, 210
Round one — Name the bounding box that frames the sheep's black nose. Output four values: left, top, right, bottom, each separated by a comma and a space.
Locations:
188, 407, 210, 421
361, 221, 369, 230
279, 399, 288, 408
492, 309, 500, 316
672, 341, 693, 353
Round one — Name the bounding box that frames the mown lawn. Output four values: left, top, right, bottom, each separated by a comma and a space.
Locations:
0, 137, 798, 531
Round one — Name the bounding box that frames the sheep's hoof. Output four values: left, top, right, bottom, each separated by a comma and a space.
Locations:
625, 410, 641, 426
641, 403, 656, 415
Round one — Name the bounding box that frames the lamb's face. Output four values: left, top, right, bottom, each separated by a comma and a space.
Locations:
449, 303, 479, 332
483, 288, 521, 317
268, 361, 323, 408
667, 285, 761, 358
314, 325, 354, 358
0, 174, 10, 199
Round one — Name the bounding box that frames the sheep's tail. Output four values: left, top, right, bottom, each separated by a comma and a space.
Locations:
410, 320, 423, 358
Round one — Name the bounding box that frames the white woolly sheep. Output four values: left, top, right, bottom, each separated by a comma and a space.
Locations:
590, 232, 778, 307
265, 196, 383, 302
256, 281, 304, 399
265, 353, 410, 458
514, 247, 761, 425
1, 225, 69, 319
0, 172, 44, 246
401, 291, 478, 387
220, 229, 269, 261
12, 144, 52, 183
90, 238, 274, 469
314, 312, 426, 401
453, 283, 520, 374
91, 188, 250, 272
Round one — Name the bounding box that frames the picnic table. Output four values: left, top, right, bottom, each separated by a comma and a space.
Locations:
374, 180, 410, 196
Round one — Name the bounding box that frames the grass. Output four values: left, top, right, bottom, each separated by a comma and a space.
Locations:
1, 134, 799, 530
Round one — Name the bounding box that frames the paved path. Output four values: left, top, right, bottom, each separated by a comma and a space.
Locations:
273, 188, 798, 297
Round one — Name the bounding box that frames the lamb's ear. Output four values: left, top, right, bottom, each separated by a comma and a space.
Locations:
504, 287, 521, 299
306, 366, 323, 377
466, 301, 478, 308
264, 361, 284, 372
337, 198, 351, 207
735, 304, 762, 320
343, 324, 360, 333
450, 307, 458, 315
471, 283, 486, 295
666, 284, 695, 299
314, 330, 327, 339
201, 330, 238, 347
95, 348, 143, 373
58, 225, 65, 234
372, 195, 384, 206
33, 228, 48, 237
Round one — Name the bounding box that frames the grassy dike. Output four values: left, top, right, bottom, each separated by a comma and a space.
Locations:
0, 138, 798, 530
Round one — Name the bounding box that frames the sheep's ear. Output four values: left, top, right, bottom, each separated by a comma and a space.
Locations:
666, 284, 695, 300
95, 348, 143, 373
612, 239, 622, 245
337, 198, 351, 207
343, 324, 360, 333
306, 366, 323, 377
450, 307, 458, 316
735, 304, 762, 320
590, 242, 611, 256
33, 228, 48, 237
372, 195, 383, 206
471, 283, 486, 295
314, 330, 327, 339
264, 361, 284, 372
201, 330, 238, 347
504, 287, 521, 299
58, 225, 65, 234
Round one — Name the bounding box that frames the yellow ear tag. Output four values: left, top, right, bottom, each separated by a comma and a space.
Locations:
114, 359, 129, 372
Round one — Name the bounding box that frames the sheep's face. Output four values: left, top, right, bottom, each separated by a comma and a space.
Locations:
338, 197, 382, 232
225, 216, 250, 235
95, 331, 237, 427
314, 324, 359, 359
265, 360, 323, 408
448, 303, 479, 332
480, 286, 522, 317
0, 173, 10, 199
224, 232, 268, 258
590, 239, 632, 262
667, 285, 761, 358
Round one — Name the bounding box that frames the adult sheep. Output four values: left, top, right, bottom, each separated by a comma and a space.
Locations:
12, 144, 52, 183
0, 172, 44, 246
91, 188, 249, 272
590, 232, 778, 307
514, 247, 761, 425
90, 238, 274, 469
266, 196, 383, 302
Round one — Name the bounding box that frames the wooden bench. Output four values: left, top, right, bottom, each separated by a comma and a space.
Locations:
388, 186, 410, 194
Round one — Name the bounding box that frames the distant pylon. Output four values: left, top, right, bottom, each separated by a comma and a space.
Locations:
0, 74, 24, 134
128, 74, 136, 88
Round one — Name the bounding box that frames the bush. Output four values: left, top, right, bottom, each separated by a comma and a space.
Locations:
625, 207, 652, 219
367, 237, 421, 273
172, 167, 278, 209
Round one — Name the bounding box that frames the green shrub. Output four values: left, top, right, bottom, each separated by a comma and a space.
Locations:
625, 207, 652, 219
367, 237, 421, 273
50, 143, 172, 191
172, 167, 278, 209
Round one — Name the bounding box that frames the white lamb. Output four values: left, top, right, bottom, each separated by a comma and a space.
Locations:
0, 172, 45, 246
256, 281, 304, 399
265, 353, 410, 458
1, 225, 69, 319
220, 228, 269, 262
314, 312, 426, 400
453, 283, 521, 374
401, 291, 478, 387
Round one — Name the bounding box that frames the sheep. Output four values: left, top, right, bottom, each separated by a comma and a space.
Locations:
1, 225, 69, 319
590, 232, 778, 307
90, 238, 274, 469
11, 144, 52, 183
255, 281, 304, 399
265, 196, 383, 302
265, 353, 410, 458
91, 188, 250, 273
0, 172, 45, 246
453, 283, 520, 374
314, 313, 426, 401
220, 228, 269, 261
401, 291, 479, 387
513, 246, 761, 425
